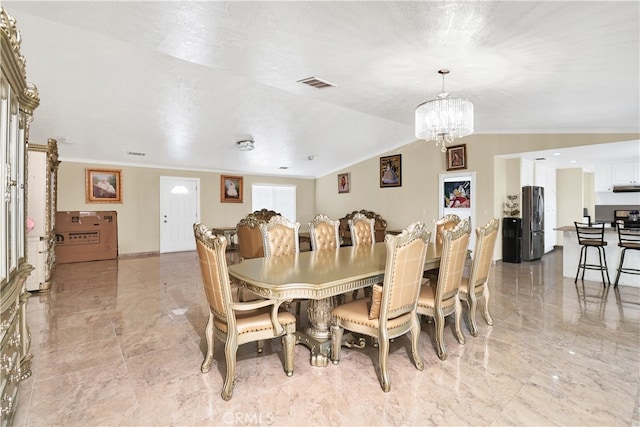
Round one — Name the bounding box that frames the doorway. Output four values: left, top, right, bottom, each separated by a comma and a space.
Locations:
160, 176, 200, 253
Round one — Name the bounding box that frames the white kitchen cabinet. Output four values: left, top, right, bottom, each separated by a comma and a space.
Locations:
611, 161, 640, 185
595, 161, 640, 192
594, 163, 612, 192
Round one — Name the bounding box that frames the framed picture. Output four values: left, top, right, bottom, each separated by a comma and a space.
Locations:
446, 144, 467, 171
338, 173, 350, 193
443, 179, 471, 208
86, 168, 122, 203
380, 154, 401, 188
221, 175, 243, 203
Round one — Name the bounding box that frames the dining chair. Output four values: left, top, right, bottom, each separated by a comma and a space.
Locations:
424, 214, 463, 282
308, 213, 340, 251
574, 221, 610, 287
260, 215, 301, 314
348, 213, 377, 300
433, 214, 462, 246
236, 214, 267, 260
348, 212, 376, 246
417, 219, 471, 360
330, 222, 430, 392
260, 215, 301, 257
193, 223, 296, 401
458, 217, 499, 337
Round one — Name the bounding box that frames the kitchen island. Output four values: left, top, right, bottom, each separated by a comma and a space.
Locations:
556, 225, 639, 287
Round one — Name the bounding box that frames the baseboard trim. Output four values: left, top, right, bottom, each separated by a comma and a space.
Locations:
117, 251, 160, 259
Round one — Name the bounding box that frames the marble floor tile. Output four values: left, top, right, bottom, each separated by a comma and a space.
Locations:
12, 248, 640, 426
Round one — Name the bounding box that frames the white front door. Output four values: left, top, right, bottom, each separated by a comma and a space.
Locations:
160, 176, 200, 253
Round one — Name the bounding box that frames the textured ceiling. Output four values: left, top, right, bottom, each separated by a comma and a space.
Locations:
5, 1, 640, 178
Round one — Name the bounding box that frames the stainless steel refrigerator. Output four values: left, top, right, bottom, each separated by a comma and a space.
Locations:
522, 186, 544, 261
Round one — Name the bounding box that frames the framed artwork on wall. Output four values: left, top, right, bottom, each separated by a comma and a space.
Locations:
446, 144, 467, 171
338, 173, 350, 193
443, 179, 471, 208
221, 175, 243, 203
86, 168, 122, 203
380, 154, 401, 188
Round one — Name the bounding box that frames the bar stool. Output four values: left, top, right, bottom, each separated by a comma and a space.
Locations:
574, 222, 610, 287
613, 227, 640, 288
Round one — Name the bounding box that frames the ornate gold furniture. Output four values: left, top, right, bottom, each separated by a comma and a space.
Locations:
26, 138, 59, 292
458, 217, 499, 337
251, 208, 279, 221
348, 213, 376, 246
193, 223, 296, 401
330, 222, 430, 392
574, 221, 610, 286
348, 213, 377, 299
613, 226, 640, 288
1, 8, 40, 425
433, 214, 462, 246
339, 210, 387, 246
417, 219, 470, 360
228, 241, 442, 367
260, 215, 300, 257
236, 209, 280, 260
308, 214, 340, 251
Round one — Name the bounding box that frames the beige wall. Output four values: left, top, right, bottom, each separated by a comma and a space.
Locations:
556, 168, 586, 245
316, 133, 638, 256
57, 132, 637, 256
57, 162, 315, 255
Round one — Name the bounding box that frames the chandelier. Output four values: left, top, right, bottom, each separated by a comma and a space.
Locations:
415, 69, 474, 152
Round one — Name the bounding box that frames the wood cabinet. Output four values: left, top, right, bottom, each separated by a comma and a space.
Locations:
1, 8, 40, 426
26, 139, 59, 292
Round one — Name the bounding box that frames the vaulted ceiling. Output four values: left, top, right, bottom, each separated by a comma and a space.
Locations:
6, 1, 639, 178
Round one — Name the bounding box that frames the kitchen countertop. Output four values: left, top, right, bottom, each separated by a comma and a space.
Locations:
554, 225, 619, 233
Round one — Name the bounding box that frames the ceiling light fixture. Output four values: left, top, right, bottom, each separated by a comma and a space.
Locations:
415, 69, 474, 152
236, 140, 255, 151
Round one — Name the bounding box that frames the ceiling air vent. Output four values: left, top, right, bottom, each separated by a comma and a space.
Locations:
297, 77, 336, 89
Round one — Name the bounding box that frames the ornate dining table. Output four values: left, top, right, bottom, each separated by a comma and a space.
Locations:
227, 241, 442, 367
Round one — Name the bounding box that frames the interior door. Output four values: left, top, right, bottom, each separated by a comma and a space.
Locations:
160, 176, 200, 253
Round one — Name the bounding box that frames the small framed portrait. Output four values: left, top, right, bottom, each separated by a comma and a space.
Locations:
446, 144, 467, 171
380, 154, 401, 188
221, 175, 243, 203
86, 168, 122, 203
338, 173, 350, 193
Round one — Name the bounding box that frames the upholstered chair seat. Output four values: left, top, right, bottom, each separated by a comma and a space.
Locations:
331, 222, 430, 392
458, 217, 499, 337
194, 223, 296, 401
418, 219, 470, 360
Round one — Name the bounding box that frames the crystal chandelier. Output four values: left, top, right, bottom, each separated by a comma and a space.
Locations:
415, 69, 474, 152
